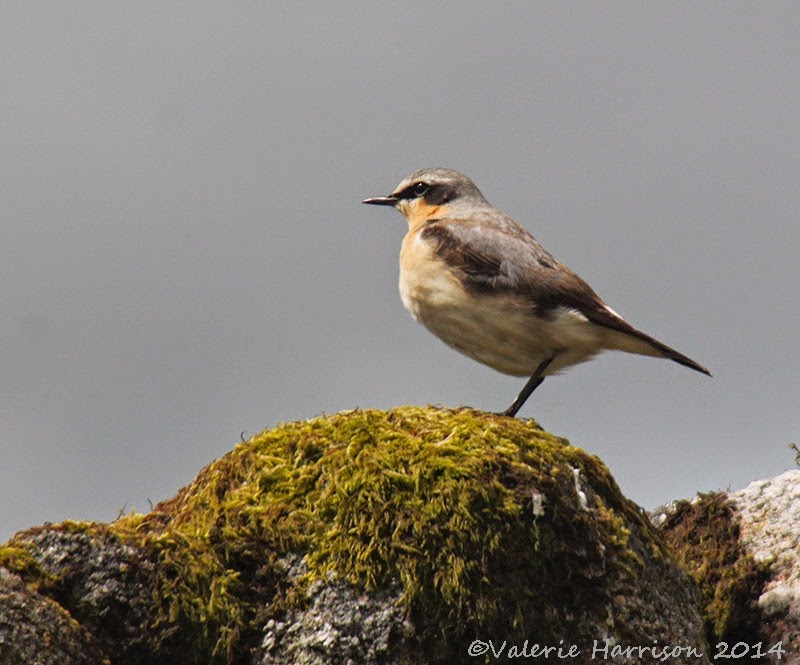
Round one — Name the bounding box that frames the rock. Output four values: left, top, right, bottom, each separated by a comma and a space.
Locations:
731, 470, 800, 661
1, 407, 711, 664
0, 567, 109, 665
657, 470, 800, 665
255, 570, 406, 665
5, 524, 159, 665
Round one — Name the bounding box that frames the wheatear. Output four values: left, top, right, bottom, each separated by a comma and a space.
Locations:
363, 168, 710, 417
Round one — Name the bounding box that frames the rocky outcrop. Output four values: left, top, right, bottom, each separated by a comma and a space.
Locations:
656, 470, 800, 664
0, 407, 746, 664
0, 567, 108, 665
732, 471, 800, 660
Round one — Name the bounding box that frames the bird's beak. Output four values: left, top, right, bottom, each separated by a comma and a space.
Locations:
362, 195, 398, 206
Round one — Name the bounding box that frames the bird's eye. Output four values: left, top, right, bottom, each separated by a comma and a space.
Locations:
413, 182, 429, 197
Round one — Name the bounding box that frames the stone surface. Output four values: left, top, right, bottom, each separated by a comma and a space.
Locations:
0, 567, 108, 665
731, 470, 800, 663
14, 526, 157, 665
256, 574, 407, 665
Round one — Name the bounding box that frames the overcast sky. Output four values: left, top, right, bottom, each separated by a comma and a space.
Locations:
2, 3, 798, 541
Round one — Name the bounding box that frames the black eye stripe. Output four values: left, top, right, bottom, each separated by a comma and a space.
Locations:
396, 182, 430, 199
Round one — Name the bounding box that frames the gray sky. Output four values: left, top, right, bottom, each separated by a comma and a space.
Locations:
2, 3, 798, 542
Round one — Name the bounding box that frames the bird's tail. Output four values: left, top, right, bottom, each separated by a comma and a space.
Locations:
602, 325, 711, 376
641, 333, 711, 376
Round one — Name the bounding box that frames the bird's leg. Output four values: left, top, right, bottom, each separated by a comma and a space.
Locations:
500, 357, 555, 418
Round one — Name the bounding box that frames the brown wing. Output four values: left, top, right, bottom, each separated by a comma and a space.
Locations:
421, 219, 711, 376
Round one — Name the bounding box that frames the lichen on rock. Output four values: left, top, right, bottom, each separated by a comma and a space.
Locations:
732, 471, 800, 658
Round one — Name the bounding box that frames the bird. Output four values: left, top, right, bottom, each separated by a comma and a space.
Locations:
363, 167, 710, 417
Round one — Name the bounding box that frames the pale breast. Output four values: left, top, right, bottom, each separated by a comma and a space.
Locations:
399, 230, 466, 319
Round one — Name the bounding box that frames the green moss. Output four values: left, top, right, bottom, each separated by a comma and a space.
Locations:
0, 543, 49, 586
5, 407, 670, 663
54, 519, 97, 534
661, 492, 771, 646
135, 408, 664, 657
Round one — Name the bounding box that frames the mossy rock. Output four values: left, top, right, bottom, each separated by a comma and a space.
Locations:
659, 492, 772, 648
1, 407, 708, 664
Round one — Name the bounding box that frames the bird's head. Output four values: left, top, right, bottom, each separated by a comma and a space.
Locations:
363, 167, 490, 228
